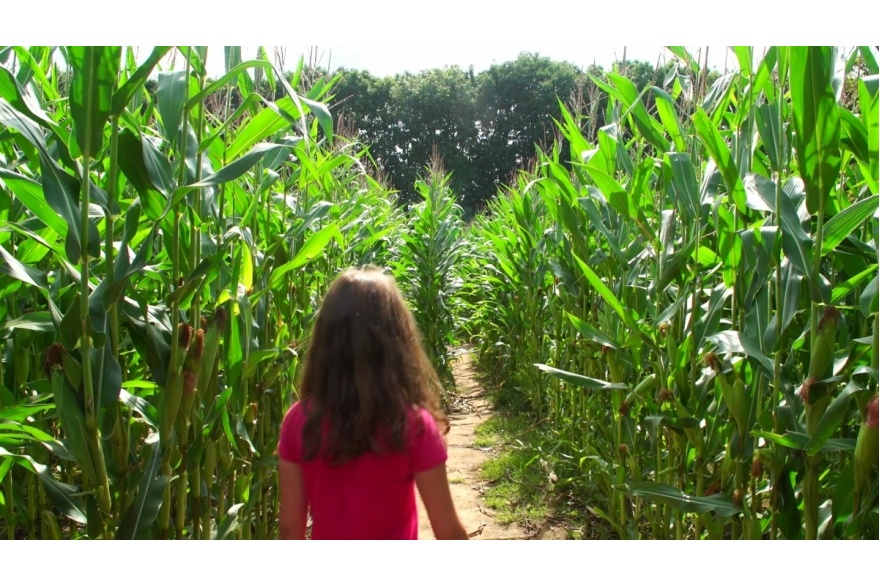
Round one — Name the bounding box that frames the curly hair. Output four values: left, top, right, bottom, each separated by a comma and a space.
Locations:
297, 267, 449, 465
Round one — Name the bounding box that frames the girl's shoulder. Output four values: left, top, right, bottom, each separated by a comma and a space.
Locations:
278, 399, 309, 463
406, 406, 443, 439
281, 399, 312, 429
405, 406, 448, 471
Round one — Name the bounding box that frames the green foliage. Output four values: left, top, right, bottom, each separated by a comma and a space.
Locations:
0, 45, 404, 539
463, 45, 879, 540
392, 156, 466, 389
330, 53, 701, 216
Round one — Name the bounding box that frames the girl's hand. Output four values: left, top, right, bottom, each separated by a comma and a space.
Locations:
415, 464, 468, 539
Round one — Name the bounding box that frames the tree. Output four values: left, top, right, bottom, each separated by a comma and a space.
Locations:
472, 53, 583, 211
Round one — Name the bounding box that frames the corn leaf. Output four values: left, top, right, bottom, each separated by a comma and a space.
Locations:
623, 482, 742, 517
707, 330, 774, 378
693, 108, 747, 214
67, 46, 119, 159
790, 46, 842, 215
116, 444, 167, 539
111, 46, 171, 116
572, 253, 639, 333
820, 195, 878, 255
156, 71, 188, 146
534, 364, 628, 390
806, 381, 862, 456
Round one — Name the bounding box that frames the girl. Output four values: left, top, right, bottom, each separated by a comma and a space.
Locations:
277, 267, 468, 540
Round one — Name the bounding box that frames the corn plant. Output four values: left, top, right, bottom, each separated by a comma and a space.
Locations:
0, 45, 403, 539
465, 45, 879, 539
392, 155, 466, 388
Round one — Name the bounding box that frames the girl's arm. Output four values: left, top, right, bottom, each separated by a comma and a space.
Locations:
415, 463, 468, 540
278, 458, 307, 539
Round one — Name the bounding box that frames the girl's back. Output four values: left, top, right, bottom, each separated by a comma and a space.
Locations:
278, 400, 446, 539
276, 267, 467, 540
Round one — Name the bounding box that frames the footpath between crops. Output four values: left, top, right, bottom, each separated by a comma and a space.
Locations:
416, 348, 570, 540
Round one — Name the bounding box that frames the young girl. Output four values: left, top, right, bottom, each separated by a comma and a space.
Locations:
277, 267, 468, 540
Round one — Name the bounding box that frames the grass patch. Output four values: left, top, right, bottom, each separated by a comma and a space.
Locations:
449, 476, 465, 484
462, 353, 607, 539
474, 413, 555, 530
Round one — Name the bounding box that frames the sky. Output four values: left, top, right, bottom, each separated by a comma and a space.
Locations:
192, 45, 737, 78
6, 1, 870, 80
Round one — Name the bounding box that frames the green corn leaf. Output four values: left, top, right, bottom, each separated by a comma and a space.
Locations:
67, 46, 120, 159
858, 47, 879, 74
732, 47, 753, 76
0, 98, 92, 262
756, 101, 783, 173
651, 87, 687, 153
0, 169, 67, 238
707, 330, 774, 378
622, 482, 741, 517
693, 108, 747, 214
185, 143, 287, 189
186, 59, 272, 110
1, 311, 53, 332
0, 447, 87, 524
742, 172, 826, 301
119, 390, 159, 430
556, 99, 592, 161
240, 240, 253, 292
266, 224, 342, 292
274, 62, 333, 144
0, 66, 61, 132
212, 503, 244, 540
790, 46, 842, 215
0, 95, 49, 155
572, 253, 640, 333
831, 265, 877, 305
663, 153, 700, 223
92, 331, 122, 417
567, 313, 619, 349
0, 244, 48, 289
605, 72, 669, 153
806, 381, 862, 456
859, 77, 878, 188
665, 47, 700, 75
534, 363, 628, 390
111, 46, 171, 116
820, 195, 878, 255
225, 96, 302, 160
860, 276, 878, 317
116, 129, 168, 220
752, 430, 856, 453
839, 108, 870, 164
141, 135, 175, 199
51, 370, 98, 487
116, 443, 167, 539
156, 70, 188, 146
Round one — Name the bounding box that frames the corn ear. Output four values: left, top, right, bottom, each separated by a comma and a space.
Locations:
808, 307, 841, 381
853, 394, 879, 516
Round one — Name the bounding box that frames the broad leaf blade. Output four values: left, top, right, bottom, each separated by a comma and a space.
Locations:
116, 444, 167, 539
534, 363, 627, 390
67, 46, 120, 159
624, 482, 742, 517
790, 46, 842, 215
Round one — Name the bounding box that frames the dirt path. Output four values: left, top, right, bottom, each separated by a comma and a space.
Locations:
416, 349, 529, 540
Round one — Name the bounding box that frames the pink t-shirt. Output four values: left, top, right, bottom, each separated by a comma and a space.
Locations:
277, 400, 448, 540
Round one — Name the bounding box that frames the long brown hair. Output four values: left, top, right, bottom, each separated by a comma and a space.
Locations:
297, 267, 448, 464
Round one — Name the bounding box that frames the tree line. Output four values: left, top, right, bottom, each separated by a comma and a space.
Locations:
54, 50, 722, 216
327, 53, 721, 215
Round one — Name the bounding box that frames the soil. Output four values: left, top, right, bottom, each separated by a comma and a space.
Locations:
416, 349, 565, 540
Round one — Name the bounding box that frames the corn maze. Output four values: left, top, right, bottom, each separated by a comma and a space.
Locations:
0, 46, 877, 540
